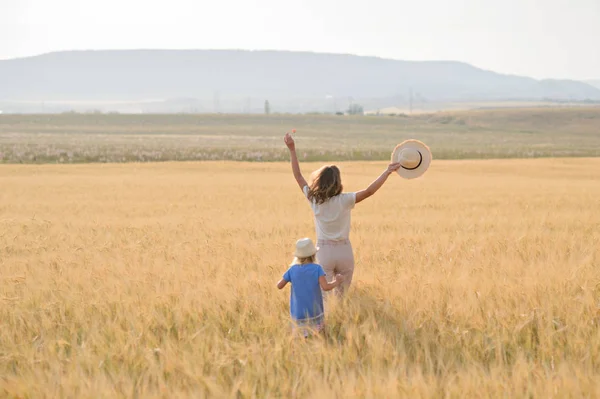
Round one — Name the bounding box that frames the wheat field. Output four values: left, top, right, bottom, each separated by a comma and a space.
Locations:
1, 159, 600, 398
2, 108, 600, 163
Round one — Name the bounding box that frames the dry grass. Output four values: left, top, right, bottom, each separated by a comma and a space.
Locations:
1, 159, 600, 398
2, 107, 600, 163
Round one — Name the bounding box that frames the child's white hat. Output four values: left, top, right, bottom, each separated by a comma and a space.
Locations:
294, 238, 319, 258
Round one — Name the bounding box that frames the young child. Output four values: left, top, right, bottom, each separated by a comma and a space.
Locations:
277, 237, 344, 336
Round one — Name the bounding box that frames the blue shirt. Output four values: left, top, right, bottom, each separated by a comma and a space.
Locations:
283, 263, 326, 320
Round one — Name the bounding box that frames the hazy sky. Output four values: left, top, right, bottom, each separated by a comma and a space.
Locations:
1, 0, 599, 80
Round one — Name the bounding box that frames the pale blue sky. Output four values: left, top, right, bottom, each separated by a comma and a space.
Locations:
1, 0, 598, 80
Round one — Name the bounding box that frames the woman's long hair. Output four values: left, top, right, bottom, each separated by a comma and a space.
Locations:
307, 165, 343, 205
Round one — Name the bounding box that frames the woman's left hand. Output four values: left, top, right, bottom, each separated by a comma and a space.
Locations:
386, 162, 402, 175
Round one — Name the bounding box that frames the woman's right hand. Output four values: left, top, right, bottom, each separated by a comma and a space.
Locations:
284, 133, 296, 151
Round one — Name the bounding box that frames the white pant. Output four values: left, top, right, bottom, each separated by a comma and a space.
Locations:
316, 239, 355, 294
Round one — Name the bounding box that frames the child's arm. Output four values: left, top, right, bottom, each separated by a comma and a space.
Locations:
278, 268, 293, 289
277, 278, 289, 289
284, 133, 308, 192
319, 274, 344, 291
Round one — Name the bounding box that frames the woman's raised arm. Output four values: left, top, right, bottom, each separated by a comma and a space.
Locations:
284, 133, 308, 191
355, 163, 401, 204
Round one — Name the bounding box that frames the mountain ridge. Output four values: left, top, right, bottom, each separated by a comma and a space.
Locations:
1, 50, 599, 113
586, 79, 600, 89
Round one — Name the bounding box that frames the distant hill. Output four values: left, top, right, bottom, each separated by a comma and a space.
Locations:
586, 80, 600, 89
1, 50, 599, 113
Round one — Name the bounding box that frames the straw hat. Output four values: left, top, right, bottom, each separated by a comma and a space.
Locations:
391, 140, 432, 179
294, 238, 319, 258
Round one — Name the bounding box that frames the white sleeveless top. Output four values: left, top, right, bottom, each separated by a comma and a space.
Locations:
303, 185, 356, 241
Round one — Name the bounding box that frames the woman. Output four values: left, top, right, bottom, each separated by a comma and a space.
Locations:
284, 132, 401, 295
